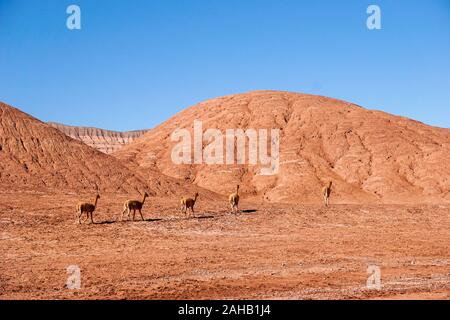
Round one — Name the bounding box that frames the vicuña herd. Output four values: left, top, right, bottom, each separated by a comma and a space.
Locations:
76, 182, 333, 224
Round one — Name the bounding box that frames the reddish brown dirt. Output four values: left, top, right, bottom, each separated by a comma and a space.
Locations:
1, 93, 449, 300
1, 193, 448, 300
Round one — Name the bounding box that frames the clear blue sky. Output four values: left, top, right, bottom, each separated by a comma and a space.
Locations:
1, 0, 449, 131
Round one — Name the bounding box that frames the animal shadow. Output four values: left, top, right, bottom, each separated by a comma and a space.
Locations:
92, 220, 116, 225
241, 209, 257, 214
144, 218, 163, 222
92, 218, 163, 225
196, 215, 215, 220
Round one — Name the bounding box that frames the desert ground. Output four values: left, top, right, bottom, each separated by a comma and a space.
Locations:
1, 92, 449, 300
1, 192, 449, 300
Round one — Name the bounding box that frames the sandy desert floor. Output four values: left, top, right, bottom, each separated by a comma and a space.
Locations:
0, 192, 449, 300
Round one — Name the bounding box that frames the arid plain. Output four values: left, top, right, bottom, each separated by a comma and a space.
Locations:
1, 91, 449, 299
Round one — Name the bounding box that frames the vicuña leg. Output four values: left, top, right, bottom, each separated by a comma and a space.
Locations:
324, 194, 329, 207
78, 210, 83, 224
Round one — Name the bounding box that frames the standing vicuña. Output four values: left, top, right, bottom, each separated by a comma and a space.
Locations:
76, 194, 100, 224
180, 192, 199, 217
323, 181, 332, 207
121, 192, 149, 221
229, 185, 240, 213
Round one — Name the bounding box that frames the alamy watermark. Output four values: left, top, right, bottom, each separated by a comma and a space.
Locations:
66, 265, 81, 289
367, 5, 381, 30
66, 5, 81, 30
366, 264, 382, 290
64, 5, 381, 32
171, 120, 280, 175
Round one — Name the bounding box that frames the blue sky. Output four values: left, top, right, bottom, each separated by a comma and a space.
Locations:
0, 0, 449, 131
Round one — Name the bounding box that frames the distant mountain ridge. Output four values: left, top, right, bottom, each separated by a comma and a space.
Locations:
48, 122, 148, 154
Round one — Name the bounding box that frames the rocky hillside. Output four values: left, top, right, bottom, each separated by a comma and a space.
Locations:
114, 91, 450, 204
0, 102, 188, 197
